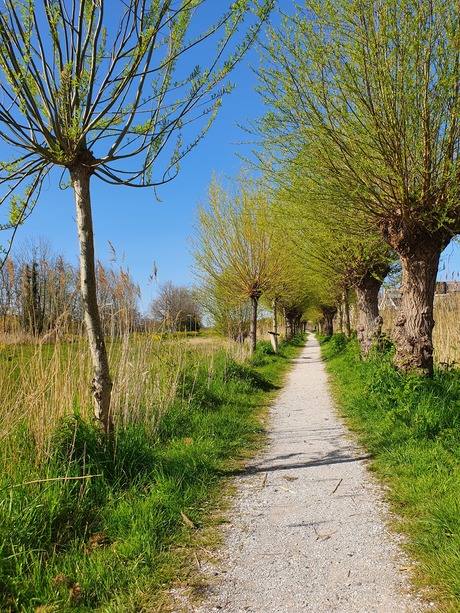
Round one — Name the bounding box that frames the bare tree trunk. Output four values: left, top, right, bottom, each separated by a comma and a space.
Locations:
284, 309, 292, 339
284, 307, 297, 339
380, 222, 447, 377
270, 298, 279, 352
249, 293, 260, 354
272, 298, 278, 335
343, 289, 351, 338
70, 159, 113, 434
355, 272, 384, 358
295, 315, 302, 335
321, 305, 337, 337
393, 247, 440, 377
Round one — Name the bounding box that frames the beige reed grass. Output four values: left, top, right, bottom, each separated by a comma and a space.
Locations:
0, 333, 247, 463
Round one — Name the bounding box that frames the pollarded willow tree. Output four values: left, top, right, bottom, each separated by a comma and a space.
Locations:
253, 0, 460, 376
195, 277, 252, 342
191, 174, 286, 353
0, 0, 273, 433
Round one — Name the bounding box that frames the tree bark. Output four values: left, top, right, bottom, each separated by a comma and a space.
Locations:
249, 292, 260, 354
272, 298, 278, 335
284, 308, 292, 339
270, 298, 279, 352
337, 302, 343, 333
284, 307, 299, 339
70, 158, 113, 434
355, 272, 384, 358
393, 248, 440, 377
321, 305, 337, 337
343, 289, 351, 338
380, 222, 448, 377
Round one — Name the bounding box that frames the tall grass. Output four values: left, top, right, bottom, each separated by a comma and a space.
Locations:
0, 333, 248, 457
321, 334, 460, 611
0, 333, 303, 612
432, 292, 460, 366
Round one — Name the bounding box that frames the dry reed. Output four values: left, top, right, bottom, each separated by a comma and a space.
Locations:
0, 332, 248, 464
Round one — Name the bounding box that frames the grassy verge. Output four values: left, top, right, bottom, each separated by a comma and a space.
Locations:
320, 333, 460, 612
0, 334, 305, 612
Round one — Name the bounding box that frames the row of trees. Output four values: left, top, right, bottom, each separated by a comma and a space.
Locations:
249, 0, 460, 374
192, 0, 460, 377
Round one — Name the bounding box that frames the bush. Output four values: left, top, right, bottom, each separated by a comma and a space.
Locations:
320, 332, 349, 358
248, 340, 275, 367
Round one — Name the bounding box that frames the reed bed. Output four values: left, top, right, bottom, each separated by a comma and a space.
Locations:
433, 292, 460, 366
0, 333, 248, 464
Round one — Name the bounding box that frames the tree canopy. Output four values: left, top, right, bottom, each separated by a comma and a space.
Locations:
0, 0, 274, 431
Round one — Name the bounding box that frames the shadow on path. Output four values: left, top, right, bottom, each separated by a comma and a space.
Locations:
228, 448, 372, 478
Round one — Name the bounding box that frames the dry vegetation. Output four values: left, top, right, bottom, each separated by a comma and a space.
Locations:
0, 332, 249, 462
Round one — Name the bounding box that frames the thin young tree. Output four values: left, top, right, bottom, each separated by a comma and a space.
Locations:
0, 0, 273, 433
191, 175, 285, 353
253, 0, 460, 376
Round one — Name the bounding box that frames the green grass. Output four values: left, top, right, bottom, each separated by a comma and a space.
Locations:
0, 334, 305, 612
320, 333, 460, 611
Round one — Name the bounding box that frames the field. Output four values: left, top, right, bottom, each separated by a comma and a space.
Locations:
0, 331, 304, 612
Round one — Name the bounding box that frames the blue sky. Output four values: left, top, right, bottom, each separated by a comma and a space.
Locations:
5, 2, 460, 313
14, 67, 257, 312
9, 7, 264, 313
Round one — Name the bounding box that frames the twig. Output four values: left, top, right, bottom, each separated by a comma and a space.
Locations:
278, 485, 296, 494
332, 478, 343, 494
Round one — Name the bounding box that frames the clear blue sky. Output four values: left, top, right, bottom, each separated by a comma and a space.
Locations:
6, 3, 460, 313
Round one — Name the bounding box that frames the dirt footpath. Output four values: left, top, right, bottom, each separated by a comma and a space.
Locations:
188, 334, 434, 612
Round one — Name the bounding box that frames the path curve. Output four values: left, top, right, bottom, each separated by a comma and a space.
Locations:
189, 334, 433, 612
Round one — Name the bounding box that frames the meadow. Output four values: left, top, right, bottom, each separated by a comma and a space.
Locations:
0, 330, 304, 612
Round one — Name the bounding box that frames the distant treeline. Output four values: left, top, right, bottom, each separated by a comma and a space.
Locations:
0, 240, 141, 339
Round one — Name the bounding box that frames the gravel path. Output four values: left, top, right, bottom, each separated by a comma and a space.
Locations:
186, 334, 434, 612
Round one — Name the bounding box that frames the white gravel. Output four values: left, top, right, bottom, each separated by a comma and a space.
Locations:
185, 334, 435, 612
